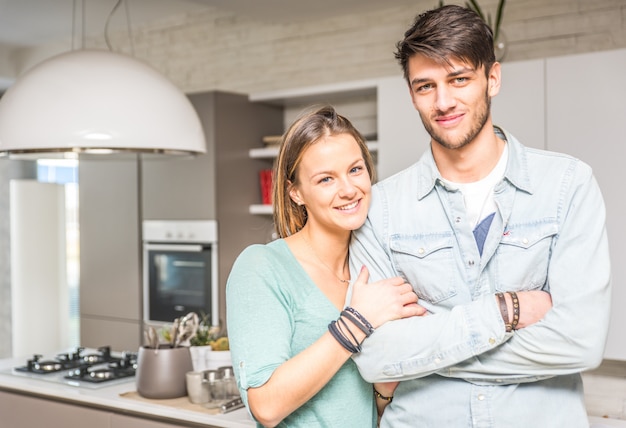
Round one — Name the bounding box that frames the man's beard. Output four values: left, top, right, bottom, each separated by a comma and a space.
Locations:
422, 91, 491, 150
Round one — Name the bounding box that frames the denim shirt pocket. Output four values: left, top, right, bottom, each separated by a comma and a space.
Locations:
390, 234, 457, 304
496, 220, 559, 291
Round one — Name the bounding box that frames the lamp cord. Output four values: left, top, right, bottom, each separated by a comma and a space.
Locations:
105, 0, 135, 55
124, 0, 136, 57
71, 0, 86, 51
104, 0, 123, 51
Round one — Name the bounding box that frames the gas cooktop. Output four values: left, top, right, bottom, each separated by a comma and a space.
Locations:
8, 346, 137, 389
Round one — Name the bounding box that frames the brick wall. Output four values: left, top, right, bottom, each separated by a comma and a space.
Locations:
91, 0, 626, 94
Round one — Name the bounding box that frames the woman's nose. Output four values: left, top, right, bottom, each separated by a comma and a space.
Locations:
338, 177, 358, 197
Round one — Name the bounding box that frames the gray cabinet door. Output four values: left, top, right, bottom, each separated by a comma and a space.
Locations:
546, 48, 626, 360
0, 390, 109, 428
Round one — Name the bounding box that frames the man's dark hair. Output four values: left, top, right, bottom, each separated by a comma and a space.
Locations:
395, 4, 496, 81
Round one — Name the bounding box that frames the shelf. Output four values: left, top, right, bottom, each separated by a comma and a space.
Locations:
249, 146, 279, 158
249, 78, 378, 107
249, 142, 378, 159
249, 204, 273, 215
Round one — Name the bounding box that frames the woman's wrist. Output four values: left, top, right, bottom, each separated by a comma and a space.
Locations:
327, 307, 374, 353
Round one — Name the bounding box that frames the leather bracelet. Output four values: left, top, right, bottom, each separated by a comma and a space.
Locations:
374, 387, 393, 402
496, 292, 512, 332
509, 291, 520, 330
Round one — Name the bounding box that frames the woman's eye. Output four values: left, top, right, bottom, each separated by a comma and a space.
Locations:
350, 166, 363, 174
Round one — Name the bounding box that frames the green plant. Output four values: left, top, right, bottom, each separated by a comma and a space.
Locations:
438, 0, 507, 41
189, 312, 229, 350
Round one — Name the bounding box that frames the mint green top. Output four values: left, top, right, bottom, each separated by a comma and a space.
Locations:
226, 239, 376, 427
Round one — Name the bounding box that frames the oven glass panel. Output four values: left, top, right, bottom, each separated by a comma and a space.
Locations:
146, 247, 213, 322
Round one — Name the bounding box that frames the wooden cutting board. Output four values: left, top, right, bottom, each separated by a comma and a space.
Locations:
119, 390, 222, 415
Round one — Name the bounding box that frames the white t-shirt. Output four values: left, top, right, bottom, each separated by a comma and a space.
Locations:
442, 142, 509, 230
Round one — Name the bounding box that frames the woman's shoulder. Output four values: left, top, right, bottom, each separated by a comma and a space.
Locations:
236, 239, 289, 262
230, 239, 295, 276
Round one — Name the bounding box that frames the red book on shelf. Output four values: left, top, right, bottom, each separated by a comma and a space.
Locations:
259, 169, 273, 205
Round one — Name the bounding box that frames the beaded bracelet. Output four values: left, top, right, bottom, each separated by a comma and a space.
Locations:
374, 387, 393, 402
508, 291, 520, 330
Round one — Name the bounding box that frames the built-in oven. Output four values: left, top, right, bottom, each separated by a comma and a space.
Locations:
142, 220, 219, 326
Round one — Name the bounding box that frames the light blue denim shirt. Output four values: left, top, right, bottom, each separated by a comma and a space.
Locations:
349, 129, 611, 427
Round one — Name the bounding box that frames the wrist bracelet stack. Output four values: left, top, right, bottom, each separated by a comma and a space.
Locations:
496, 291, 520, 332
328, 306, 375, 353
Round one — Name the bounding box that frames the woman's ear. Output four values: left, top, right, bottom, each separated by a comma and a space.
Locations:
288, 182, 304, 206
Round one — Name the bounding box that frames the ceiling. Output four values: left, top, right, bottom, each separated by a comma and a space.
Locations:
0, 0, 419, 49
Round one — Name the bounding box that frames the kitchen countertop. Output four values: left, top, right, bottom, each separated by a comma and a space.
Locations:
0, 356, 255, 428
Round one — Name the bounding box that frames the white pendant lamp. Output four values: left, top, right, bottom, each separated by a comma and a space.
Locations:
0, 49, 206, 158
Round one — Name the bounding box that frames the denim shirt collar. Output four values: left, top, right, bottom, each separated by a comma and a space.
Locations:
414, 126, 533, 200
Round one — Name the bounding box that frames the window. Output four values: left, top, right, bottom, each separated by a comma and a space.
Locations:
37, 159, 80, 348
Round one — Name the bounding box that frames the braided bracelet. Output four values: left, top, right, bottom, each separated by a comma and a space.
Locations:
508, 291, 520, 330
341, 309, 373, 338
343, 307, 375, 336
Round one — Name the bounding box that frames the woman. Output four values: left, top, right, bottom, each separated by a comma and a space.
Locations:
226, 105, 425, 427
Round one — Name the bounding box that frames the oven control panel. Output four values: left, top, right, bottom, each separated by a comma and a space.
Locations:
143, 220, 218, 243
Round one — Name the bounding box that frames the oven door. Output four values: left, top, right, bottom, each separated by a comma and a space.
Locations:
143, 243, 214, 323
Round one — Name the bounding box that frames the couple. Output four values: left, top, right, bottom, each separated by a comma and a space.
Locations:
226, 5, 611, 428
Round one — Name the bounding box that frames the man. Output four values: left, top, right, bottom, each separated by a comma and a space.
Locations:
349, 5, 611, 427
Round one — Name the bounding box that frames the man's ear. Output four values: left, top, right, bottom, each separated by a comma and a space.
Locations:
488, 62, 502, 97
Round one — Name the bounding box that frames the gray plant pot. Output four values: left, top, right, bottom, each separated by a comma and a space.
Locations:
135, 345, 193, 399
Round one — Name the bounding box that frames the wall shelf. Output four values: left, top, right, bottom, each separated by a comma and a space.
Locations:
249, 204, 273, 215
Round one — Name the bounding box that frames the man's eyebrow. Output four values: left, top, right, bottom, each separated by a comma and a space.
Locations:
410, 67, 476, 86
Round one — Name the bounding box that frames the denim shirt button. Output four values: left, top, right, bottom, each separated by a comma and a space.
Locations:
489, 337, 496, 345
477, 394, 485, 401
522, 238, 529, 244
468, 260, 475, 266
418, 248, 425, 255
455, 217, 461, 223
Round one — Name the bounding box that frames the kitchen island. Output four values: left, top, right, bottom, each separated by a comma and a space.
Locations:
0, 356, 255, 428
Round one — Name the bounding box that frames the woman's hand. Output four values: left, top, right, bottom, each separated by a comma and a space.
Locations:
349, 266, 427, 329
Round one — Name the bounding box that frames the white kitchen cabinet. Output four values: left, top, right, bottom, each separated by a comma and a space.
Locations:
545, 48, 626, 360
10, 180, 69, 357
376, 76, 429, 180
